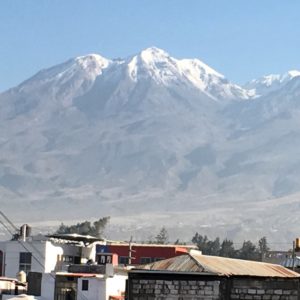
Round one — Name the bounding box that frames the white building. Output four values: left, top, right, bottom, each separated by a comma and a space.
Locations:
0, 234, 103, 300
55, 269, 127, 300
54, 253, 128, 300
0, 234, 128, 300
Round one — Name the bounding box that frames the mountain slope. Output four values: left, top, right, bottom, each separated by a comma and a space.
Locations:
244, 70, 300, 97
1, 48, 300, 244
0, 54, 111, 120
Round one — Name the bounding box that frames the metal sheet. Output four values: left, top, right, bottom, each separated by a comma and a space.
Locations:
136, 250, 300, 278
191, 251, 300, 278
281, 256, 300, 268
138, 254, 203, 272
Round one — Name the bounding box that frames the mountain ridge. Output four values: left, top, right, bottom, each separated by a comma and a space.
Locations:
1, 47, 300, 244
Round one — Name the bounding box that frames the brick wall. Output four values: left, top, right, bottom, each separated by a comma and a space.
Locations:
230, 278, 300, 300
130, 278, 220, 300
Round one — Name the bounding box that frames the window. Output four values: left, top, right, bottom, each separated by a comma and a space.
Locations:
140, 257, 152, 264
19, 252, 32, 273
139, 257, 164, 264
119, 256, 129, 264
62, 255, 74, 263
74, 256, 81, 264
82, 280, 89, 291
154, 257, 165, 262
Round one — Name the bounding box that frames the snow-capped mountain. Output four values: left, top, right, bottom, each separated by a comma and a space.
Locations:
227, 72, 300, 129
244, 70, 300, 97
73, 47, 252, 118
1, 47, 300, 244
124, 47, 252, 101
0, 54, 111, 119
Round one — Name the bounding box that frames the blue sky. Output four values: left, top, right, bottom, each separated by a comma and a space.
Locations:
1, 0, 300, 91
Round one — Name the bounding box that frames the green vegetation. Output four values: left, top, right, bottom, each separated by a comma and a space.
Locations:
54, 220, 270, 262
192, 233, 270, 261
154, 227, 169, 244
55, 216, 110, 238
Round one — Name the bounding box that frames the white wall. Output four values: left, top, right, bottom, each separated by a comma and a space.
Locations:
1, 240, 82, 300
105, 275, 127, 300
4, 241, 46, 278
60, 244, 81, 257
40, 273, 55, 300
2, 239, 86, 277
44, 242, 63, 273
1, 240, 118, 300
76, 276, 126, 300
77, 277, 106, 300
81, 244, 97, 262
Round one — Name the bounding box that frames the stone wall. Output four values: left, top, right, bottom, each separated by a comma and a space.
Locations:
130, 278, 220, 300
230, 278, 300, 300
127, 272, 300, 300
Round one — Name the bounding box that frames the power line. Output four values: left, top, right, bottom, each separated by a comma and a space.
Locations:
0, 211, 90, 300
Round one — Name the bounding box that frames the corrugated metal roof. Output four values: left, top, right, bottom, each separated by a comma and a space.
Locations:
281, 256, 300, 268
191, 251, 299, 277
138, 253, 204, 273
136, 250, 300, 278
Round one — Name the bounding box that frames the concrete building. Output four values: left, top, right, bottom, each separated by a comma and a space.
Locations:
54, 253, 128, 300
97, 243, 197, 265
0, 234, 104, 300
127, 250, 300, 300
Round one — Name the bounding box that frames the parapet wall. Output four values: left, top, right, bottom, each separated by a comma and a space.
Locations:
131, 278, 220, 299
127, 273, 300, 300
230, 277, 300, 300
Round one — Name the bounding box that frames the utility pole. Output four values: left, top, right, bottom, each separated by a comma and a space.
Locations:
292, 240, 295, 271
128, 236, 135, 265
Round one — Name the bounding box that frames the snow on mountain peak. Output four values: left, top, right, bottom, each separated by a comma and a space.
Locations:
126, 47, 178, 84
244, 70, 300, 97
75, 53, 111, 73
283, 70, 300, 80
16, 53, 111, 90
7, 53, 112, 109
179, 58, 223, 79
140, 47, 170, 62
125, 47, 251, 100
4, 47, 253, 116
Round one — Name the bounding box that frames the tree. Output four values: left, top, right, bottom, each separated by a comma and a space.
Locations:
192, 233, 210, 254
174, 239, 186, 245
206, 238, 221, 256
219, 239, 236, 258
258, 236, 270, 260
174, 239, 180, 245
238, 240, 260, 261
192, 233, 221, 255
91, 217, 110, 237
155, 227, 169, 244
55, 216, 110, 238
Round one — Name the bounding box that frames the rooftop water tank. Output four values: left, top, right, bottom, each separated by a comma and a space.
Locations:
16, 270, 27, 283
